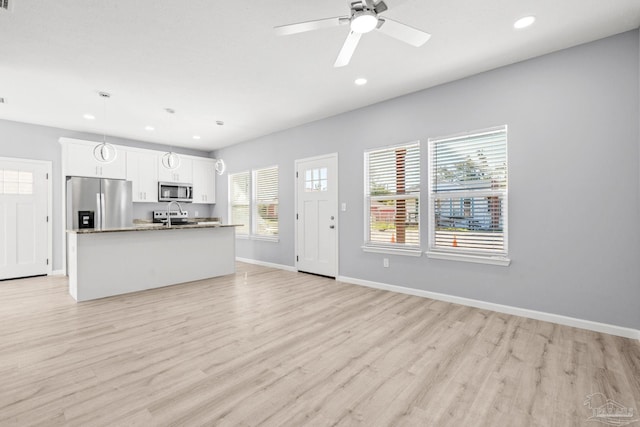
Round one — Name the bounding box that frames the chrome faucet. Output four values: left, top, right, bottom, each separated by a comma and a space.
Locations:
165, 201, 184, 227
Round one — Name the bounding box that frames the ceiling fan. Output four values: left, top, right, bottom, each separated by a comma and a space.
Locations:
274, 0, 431, 67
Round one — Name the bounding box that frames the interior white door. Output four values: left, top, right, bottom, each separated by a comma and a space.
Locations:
0, 159, 50, 280
296, 154, 338, 277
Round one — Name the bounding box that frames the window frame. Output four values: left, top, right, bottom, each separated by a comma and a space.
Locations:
228, 166, 279, 242
362, 140, 422, 257
426, 126, 510, 266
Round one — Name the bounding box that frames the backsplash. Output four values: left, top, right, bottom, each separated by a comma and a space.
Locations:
132, 202, 215, 222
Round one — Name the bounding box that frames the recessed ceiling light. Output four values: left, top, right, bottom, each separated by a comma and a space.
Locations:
145, 125, 155, 131
355, 78, 368, 86
514, 16, 535, 29
83, 113, 95, 120
193, 135, 201, 140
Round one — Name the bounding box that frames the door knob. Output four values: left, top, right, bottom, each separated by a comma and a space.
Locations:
330, 216, 335, 220
329, 225, 335, 229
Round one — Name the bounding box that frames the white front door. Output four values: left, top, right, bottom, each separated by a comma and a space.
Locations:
295, 154, 338, 277
0, 158, 50, 280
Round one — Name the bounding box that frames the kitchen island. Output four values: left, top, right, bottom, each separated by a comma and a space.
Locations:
67, 224, 238, 302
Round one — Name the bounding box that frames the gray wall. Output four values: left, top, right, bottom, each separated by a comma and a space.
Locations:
213, 30, 640, 330
0, 119, 215, 271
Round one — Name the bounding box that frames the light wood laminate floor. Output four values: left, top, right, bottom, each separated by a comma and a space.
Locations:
0, 263, 638, 426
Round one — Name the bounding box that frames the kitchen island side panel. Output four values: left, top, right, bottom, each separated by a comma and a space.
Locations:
68, 227, 235, 301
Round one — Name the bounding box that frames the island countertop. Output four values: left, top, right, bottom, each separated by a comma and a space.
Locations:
67, 224, 237, 301
67, 223, 241, 234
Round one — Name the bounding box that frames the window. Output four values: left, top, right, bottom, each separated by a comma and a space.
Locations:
304, 167, 327, 192
254, 166, 279, 237
228, 166, 279, 239
427, 126, 509, 265
0, 170, 33, 195
364, 141, 421, 255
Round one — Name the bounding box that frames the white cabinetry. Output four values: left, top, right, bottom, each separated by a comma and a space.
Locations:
192, 158, 216, 204
65, 141, 126, 179
158, 156, 193, 183
126, 150, 158, 202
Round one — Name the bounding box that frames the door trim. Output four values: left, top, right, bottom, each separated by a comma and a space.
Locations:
0, 156, 53, 276
294, 152, 339, 277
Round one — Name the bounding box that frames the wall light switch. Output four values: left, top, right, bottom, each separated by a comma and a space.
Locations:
383, 258, 389, 268
195, 211, 199, 217
341, 202, 347, 212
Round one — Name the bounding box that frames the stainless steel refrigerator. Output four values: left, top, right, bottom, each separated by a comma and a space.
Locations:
66, 177, 133, 230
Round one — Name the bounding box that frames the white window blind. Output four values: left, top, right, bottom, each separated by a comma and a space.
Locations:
428, 126, 508, 257
229, 171, 250, 235
253, 166, 279, 236
365, 141, 421, 248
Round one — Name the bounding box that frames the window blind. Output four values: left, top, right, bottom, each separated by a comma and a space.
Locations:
365, 142, 421, 248
254, 166, 279, 236
229, 171, 250, 235
429, 126, 507, 255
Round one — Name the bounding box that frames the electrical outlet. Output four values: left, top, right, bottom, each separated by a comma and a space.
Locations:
341, 202, 347, 212
383, 258, 389, 268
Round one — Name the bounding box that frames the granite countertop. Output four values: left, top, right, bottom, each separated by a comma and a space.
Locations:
67, 220, 242, 234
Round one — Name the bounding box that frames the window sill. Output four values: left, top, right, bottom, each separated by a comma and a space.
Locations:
235, 234, 279, 243
251, 235, 279, 243
362, 245, 423, 257
426, 251, 511, 266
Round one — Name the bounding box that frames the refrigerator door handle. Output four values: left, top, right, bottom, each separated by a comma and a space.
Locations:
100, 193, 106, 229
95, 193, 102, 230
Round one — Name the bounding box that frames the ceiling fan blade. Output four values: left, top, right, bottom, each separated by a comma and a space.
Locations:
334, 31, 363, 67
274, 17, 347, 36
376, 17, 431, 47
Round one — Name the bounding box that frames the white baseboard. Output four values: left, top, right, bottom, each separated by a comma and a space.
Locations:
337, 275, 640, 340
236, 257, 297, 273
50, 269, 65, 276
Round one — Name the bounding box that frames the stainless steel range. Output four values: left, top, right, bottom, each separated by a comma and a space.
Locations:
153, 210, 191, 226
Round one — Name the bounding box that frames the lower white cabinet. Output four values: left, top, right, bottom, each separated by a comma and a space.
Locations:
126, 150, 158, 202
192, 158, 216, 204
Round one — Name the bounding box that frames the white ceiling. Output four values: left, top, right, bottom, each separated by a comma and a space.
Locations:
1, 0, 639, 151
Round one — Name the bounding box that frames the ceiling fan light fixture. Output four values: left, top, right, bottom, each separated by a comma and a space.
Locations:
351, 11, 378, 33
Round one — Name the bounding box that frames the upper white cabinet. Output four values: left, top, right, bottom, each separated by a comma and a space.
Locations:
61, 138, 215, 204
192, 158, 216, 204
126, 150, 158, 203
157, 155, 193, 184
64, 141, 126, 179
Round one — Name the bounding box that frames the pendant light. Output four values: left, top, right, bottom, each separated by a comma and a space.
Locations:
93, 92, 117, 163
161, 108, 181, 170
215, 159, 226, 175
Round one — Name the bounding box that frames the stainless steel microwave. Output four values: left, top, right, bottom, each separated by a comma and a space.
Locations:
158, 182, 193, 202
